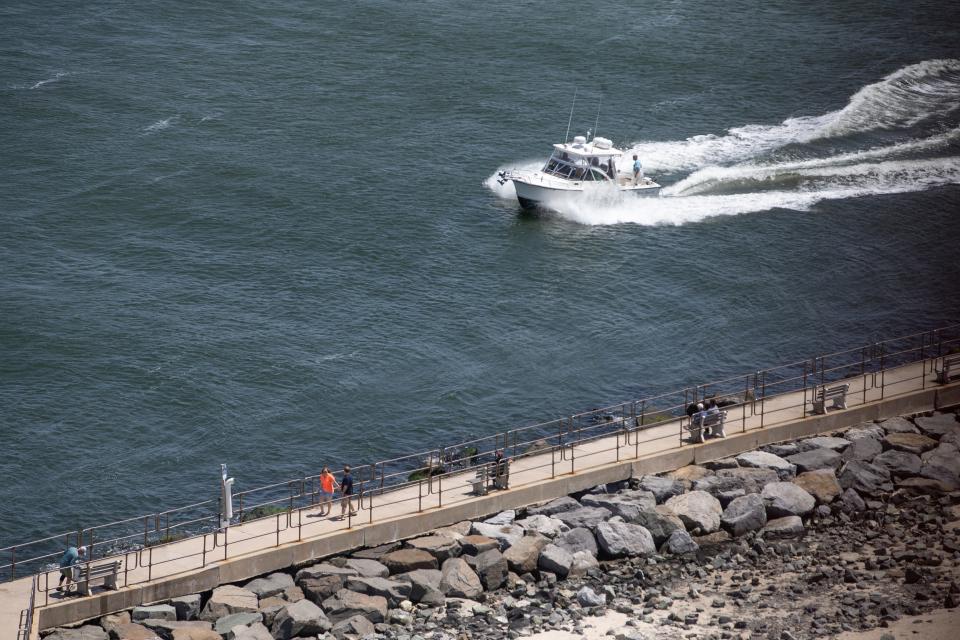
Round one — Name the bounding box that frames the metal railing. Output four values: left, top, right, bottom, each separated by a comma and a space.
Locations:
2, 323, 958, 613
16, 576, 35, 640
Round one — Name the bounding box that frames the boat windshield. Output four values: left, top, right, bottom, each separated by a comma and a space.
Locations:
542, 151, 614, 181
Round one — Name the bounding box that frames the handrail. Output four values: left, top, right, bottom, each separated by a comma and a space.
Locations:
3, 322, 958, 589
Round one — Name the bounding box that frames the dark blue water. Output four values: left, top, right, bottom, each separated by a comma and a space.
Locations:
2, 0, 959, 548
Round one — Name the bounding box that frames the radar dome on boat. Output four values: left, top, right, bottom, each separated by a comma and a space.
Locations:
592, 137, 612, 149
573, 135, 587, 146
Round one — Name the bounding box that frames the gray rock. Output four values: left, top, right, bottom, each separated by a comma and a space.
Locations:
879, 416, 919, 434
595, 522, 656, 558
439, 557, 483, 598
915, 413, 960, 439
349, 541, 401, 560
715, 467, 780, 493
883, 432, 938, 455
634, 475, 684, 503
555, 527, 598, 556
736, 451, 797, 480
840, 488, 866, 513
213, 612, 263, 638
244, 572, 294, 599
344, 576, 412, 605
576, 586, 606, 607
170, 594, 202, 621
872, 449, 922, 477
458, 534, 499, 555
845, 423, 886, 440
842, 436, 883, 462
468, 522, 524, 550
802, 436, 851, 451
42, 627, 109, 640
330, 614, 375, 640
762, 516, 805, 539
405, 535, 461, 562
483, 509, 516, 525
256, 597, 285, 628
664, 491, 722, 533
917, 463, 960, 490
270, 599, 330, 639
133, 605, 177, 622
553, 506, 613, 530
321, 588, 388, 624
231, 622, 273, 640
786, 448, 842, 473
295, 562, 359, 582
135, 620, 212, 640
921, 443, 960, 476
631, 506, 685, 546
503, 534, 549, 573
703, 457, 739, 470
793, 469, 842, 504
837, 460, 891, 496
761, 482, 816, 517
538, 544, 574, 578
663, 530, 699, 555
581, 490, 657, 521
380, 549, 438, 574
721, 494, 767, 537
473, 549, 508, 590
526, 496, 581, 517
394, 569, 443, 603
766, 443, 800, 457
342, 558, 390, 578
513, 514, 569, 538
568, 550, 599, 577
298, 573, 348, 604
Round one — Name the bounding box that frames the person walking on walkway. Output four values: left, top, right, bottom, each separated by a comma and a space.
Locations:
338, 465, 358, 520
57, 545, 85, 592
319, 466, 338, 516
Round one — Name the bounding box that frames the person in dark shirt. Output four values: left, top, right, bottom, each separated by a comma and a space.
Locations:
57, 545, 85, 592
339, 465, 358, 519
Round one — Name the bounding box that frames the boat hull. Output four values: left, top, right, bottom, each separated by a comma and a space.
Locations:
512, 178, 660, 210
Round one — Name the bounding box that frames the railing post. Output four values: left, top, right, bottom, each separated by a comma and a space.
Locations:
10, 546, 15, 580
551, 447, 555, 479
438, 474, 443, 508
570, 442, 575, 475
276, 513, 281, 547
202, 534, 206, 567
880, 342, 886, 399
418, 480, 422, 513
369, 491, 374, 524
760, 370, 766, 428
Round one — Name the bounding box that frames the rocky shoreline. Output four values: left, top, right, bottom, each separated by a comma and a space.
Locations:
44, 409, 960, 640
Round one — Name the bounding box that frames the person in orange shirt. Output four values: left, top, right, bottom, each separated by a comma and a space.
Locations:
319, 466, 338, 516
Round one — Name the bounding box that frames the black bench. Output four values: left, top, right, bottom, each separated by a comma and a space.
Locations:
686, 411, 727, 444
467, 460, 511, 496
75, 560, 121, 596
935, 353, 960, 384
810, 383, 849, 415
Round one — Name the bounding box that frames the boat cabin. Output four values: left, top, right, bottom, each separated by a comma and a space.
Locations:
541, 136, 622, 182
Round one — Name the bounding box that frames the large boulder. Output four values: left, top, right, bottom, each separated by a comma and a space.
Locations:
200, 586, 259, 621
133, 606, 177, 622
555, 527, 598, 556
330, 615, 375, 640
800, 436, 851, 451
349, 542, 400, 560
838, 460, 892, 496
256, 597, 285, 628
715, 467, 779, 493
513, 514, 569, 538
525, 496, 580, 517
321, 589, 388, 624
295, 563, 358, 582
580, 490, 656, 521
297, 573, 347, 604
170, 594, 202, 621
917, 463, 960, 490
538, 544, 574, 578
44, 628, 109, 640
845, 423, 885, 441
631, 506, 685, 546
762, 516, 804, 539
459, 535, 499, 555
394, 569, 443, 603
595, 522, 656, 558
883, 432, 938, 455
468, 522, 524, 550
872, 449, 922, 477
665, 465, 712, 487
553, 506, 613, 530
664, 491, 722, 533
840, 488, 866, 513
721, 494, 767, 537
473, 549, 508, 590
167, 628, 220, 640
137, 620, 212, 640
576, 586, 606, 607
736, 451, 796, 480
342, 558, 389, 578
212, 613, 262, 638
269, 600, 330, 640
634, 475, 684, 503
405, 534, 461, 562
915, 413, 960, 439
568, 550, 599, 577
484, 510, 516, 525
761, 482, 815, 518
380, 549, 438, 574
344, 576, 411, 605
104, 624, 159, 640
230, 623, 273, 640
663, 530, 699, 555
243, 573, 294, 599
503, 534, 550, 573
439, 557, 483, 598
793, 469, 842, 504
842, 436, 883, 462
786, 448, 842, 473
879, 417, 918, 434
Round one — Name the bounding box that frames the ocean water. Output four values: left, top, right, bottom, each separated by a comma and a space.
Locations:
1, 1, 959, 549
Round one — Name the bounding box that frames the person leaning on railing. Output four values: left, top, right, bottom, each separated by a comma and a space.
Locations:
56, 545, 85, 593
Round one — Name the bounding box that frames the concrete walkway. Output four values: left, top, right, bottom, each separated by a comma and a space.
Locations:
4, 357, 956, 638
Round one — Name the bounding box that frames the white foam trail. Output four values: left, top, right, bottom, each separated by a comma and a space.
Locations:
29, 72, 68, 89
483, 159, 542, 200
551, 157, 960, 226
144, 117, 177, 132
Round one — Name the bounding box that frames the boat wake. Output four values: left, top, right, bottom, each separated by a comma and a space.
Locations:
486, 59, 960, 225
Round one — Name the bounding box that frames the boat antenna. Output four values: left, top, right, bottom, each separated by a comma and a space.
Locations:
593, 95, 602, 140
564, 88, 578, 144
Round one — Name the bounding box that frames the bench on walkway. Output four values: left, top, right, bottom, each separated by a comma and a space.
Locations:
810, 383, 849, 415
75, 560, 121, 596
467, 459, 511, 496
935, 353, 960, 384
686, 411, 727, 444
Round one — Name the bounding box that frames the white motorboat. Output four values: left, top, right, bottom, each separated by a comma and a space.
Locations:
498, 135, 660, 210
